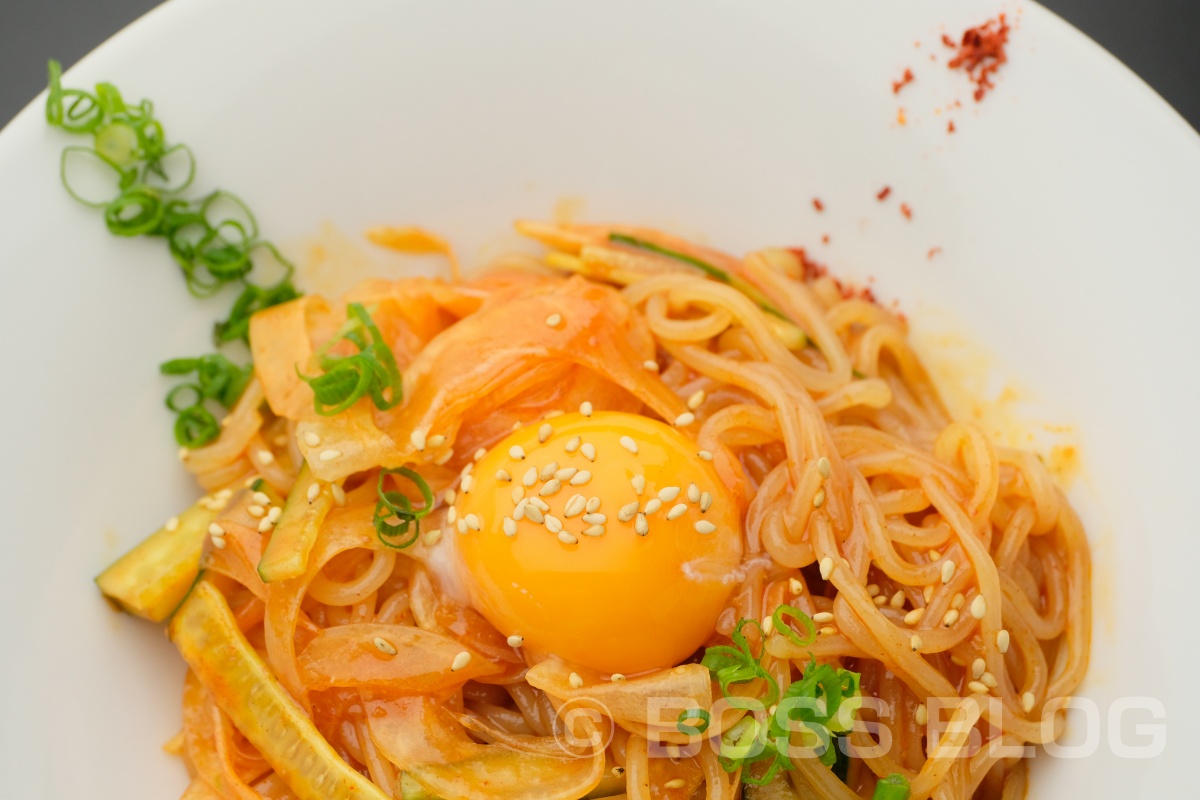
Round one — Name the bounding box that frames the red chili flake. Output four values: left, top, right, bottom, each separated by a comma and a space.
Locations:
947, 120, 957, 133
928, 246, 943, 260
900, 203, 913, 220
941, 33, 957, 48
821, 234, 831, 244
946, 14, 1011, 102
812, 198, 825, 212
892, 68, 915, 95
788, 248, 827, 282
876, 186, 892, 201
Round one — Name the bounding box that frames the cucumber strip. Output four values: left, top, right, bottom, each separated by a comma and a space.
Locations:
257, 463, 333, 582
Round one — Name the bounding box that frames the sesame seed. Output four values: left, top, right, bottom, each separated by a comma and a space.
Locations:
819, 557, 833, 580
951, 592, 965, 610
874, 595, 888, 606
512, 422, 522, 431
545, 313, 562, 327
923, 585, 935, 603
817, 456, 832, 479
997, 629, 1010, 654
215, 489, 233, 502
545, 514, 563, 533
374, 637, 397, 656
303, 431, 321, 447
410, 429, 427, 451
789, 577, 804, 594
564, 495, 587, 518
635, 513, 649, 536
522, 467, 538, 487
1022, 692, 1036, 713
507, 634, 524, 647
569, 470, 591, 485
642, 360, 659, 371
258, 518, 274, 533
694, 520, 717, 535
619, 436, 638, 454
539, 462, 559, 481
447, 507, 459, 524
178, 447, 189, 461
980, 671, 998, 689
687, 390, 706, 410
819, 626, 836, 636
666, 503, 687, 520
524, 505, 545, 524
428, 434, 446, 448
493, 470, 511, 483
890, 590, 906, 609
558, 530, 578, 545
474, 448, 487, 461
451, 652, 472, 671
434, 449, 454, 465
967, 681, 989, 695
942, 609, 960, 627
812, 488, 826, 508
529, 497, 550, 512
568, 672, 584, 688
538, 423, 554, 443
631, 474, 645, 495
582, 513, 606, 525
248, 504, 266, 518
970, 595, 987, 620
910, 635, 923, 652
813, 611, 834, 624
698, 450, 713, 461
929, 549, 942, 560
904, 608, 924, 626
456, 518, 468, 534
762, 615, 775, 635
165, 516, 180, 531
580, 443, 596, 461
513, 499, 527, 521
464, 513, 482, 532
664, 779, 686, 790
208, 523, 225, 537
502, 516, 517, 536
555, 466, 578, 481
539, 479, 562, 497
610, 674, 626, 683
972, 658, 986, 679
318, 449, 341, 462
674, 412, 695, 426
941, 560, 956, 585
867, 583, 881, 597
585, 497, 601, 513
510, 485, 524, 505
565, 436, 581, 453
618, 501, 640, 522
304, 482, 320, 504
509, 445, 526, 460
658, 486, 681, 503
257, 450, 275, 465
266, 507, 281, 525
700, 492, 713, 512
915, 704, 928, 726
579, 401, 593, 417
211, 536, 227, 549
583, 525, 605, 537
252, 491, 270, 506
461, 475, 475, 494
643, 499, 662, 514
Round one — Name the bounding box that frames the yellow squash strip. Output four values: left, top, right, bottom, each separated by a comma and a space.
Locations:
257, 463, 334, 583
170, 581, 390, 800
180, 779, 225, 800
95, 498, 219, 621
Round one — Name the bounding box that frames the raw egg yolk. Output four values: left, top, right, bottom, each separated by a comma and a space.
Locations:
452, 411, 743, 674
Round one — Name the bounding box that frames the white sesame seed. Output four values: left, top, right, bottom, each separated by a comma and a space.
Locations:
819, 557, 833, 580
524, 505, 545, 524
302, 431, 321, 448
564, 494, 587, 518
642, 360, 659, 371
426, 434, 446, 449
258, 518, 274, 533
1022, 692, 1036, 713
210, 535, 227, 549
544, 514, 563, 533
874, 595, 888, 607
889, 590, 906, 609
610, 674, 626, 683
583, 525, 605, 537
687, 390, 706, 410
812, 611, 835, 624
631, 474, 645, 495
967, 681, 989, 695
529, 497, 550, 512
619, 435, 638, 454
208, 523, 225, 537
451, 652, 472, 671
373, 636, 397, 656
643, 498, 662, 514
569, 470, 591, 486
306, 482, 320, 503
635, 513, 649, 536
512, 422, 522, 431
618, 501, 640, 522
501, 516, 517, 537
923, 585, 935, 603
942, 609, 960, 627
215, 488, 234, 502
980, 671, 998, 689
582, 513, 607, 525
579, 401, 593, 417
941, 560, 956, 585
461, 475, 474, 494
812, 489, 826, 508
318, 449, 341, 462
915, 703, 928, 726
997, 629, 1011, 654
666, 503, 687, 520
657, 486, 681, 503
522, 467, 538, 487
410, 429, 427, 452
568, 672, 584, 688
817, 456, 832, 479
264, 507, 281, 525
951, 592, 965, 610
434, 449, 454, 465
248, 505, 266, 518
789, 577, 804, 594
867, 583, 881, 597
694, 520, 717, 535
457, 518, 469, 534
683, 483, 699, 504
580, 443, 596, 461
539, 479, 562, 497
446, 506, 458, 524
565, 436, 581, 453
585, 496, 601, 513
700, 492, 713, 512
819, 626, 836, 636
507, 634, 524, 648
555, 467, 578, 482
509, 445, 526, 460
513, 499, 526, 521
251, 491, 270, 506
545, 313, 562, 327
557, 530, 578, 544
929, 549, 942, 560
972, 658, 986, 679
165, 516, 180, 531
970, 595, 987, 620
910, 635, 923, 652
510, 485, 524, 505
471, 448, 485, 461
488, 470, 508, 484
539, 462, 559, 481
538, 423, 554, 443
663, 779, 685, 790
464, 513, 482, 532
257, 450, 275, 465
698, 450, 713, 461
904, 608, 924, 626
674, 412, 695, 426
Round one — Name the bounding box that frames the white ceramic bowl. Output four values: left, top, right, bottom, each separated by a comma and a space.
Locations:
0, 0, 1195, 796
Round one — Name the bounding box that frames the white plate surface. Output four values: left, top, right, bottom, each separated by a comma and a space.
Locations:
0, 0, 1196, 796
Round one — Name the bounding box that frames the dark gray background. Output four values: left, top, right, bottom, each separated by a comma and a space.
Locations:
2, 0, 1199, 131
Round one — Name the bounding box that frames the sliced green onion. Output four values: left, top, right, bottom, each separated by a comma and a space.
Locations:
299, 303, 402, 416
872, 774, 912, 800
160, 354, 251, 448
373, 467, 433, 549
772, 604, 818, 648
676, 708, 711, 737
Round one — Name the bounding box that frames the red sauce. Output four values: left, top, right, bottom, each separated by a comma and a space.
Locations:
945, 14, 1011, 101
900, 203, 913, 220
892, 68, 915, 94
821, 234, 830, 244
876, 186, 892, 201
812, 198, 825, 212
927, 246, 943, 260
947, 120, 957, 133
788, 248, 878, 303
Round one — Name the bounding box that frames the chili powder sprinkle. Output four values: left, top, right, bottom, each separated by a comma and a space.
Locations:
945, 14, 1011, 102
